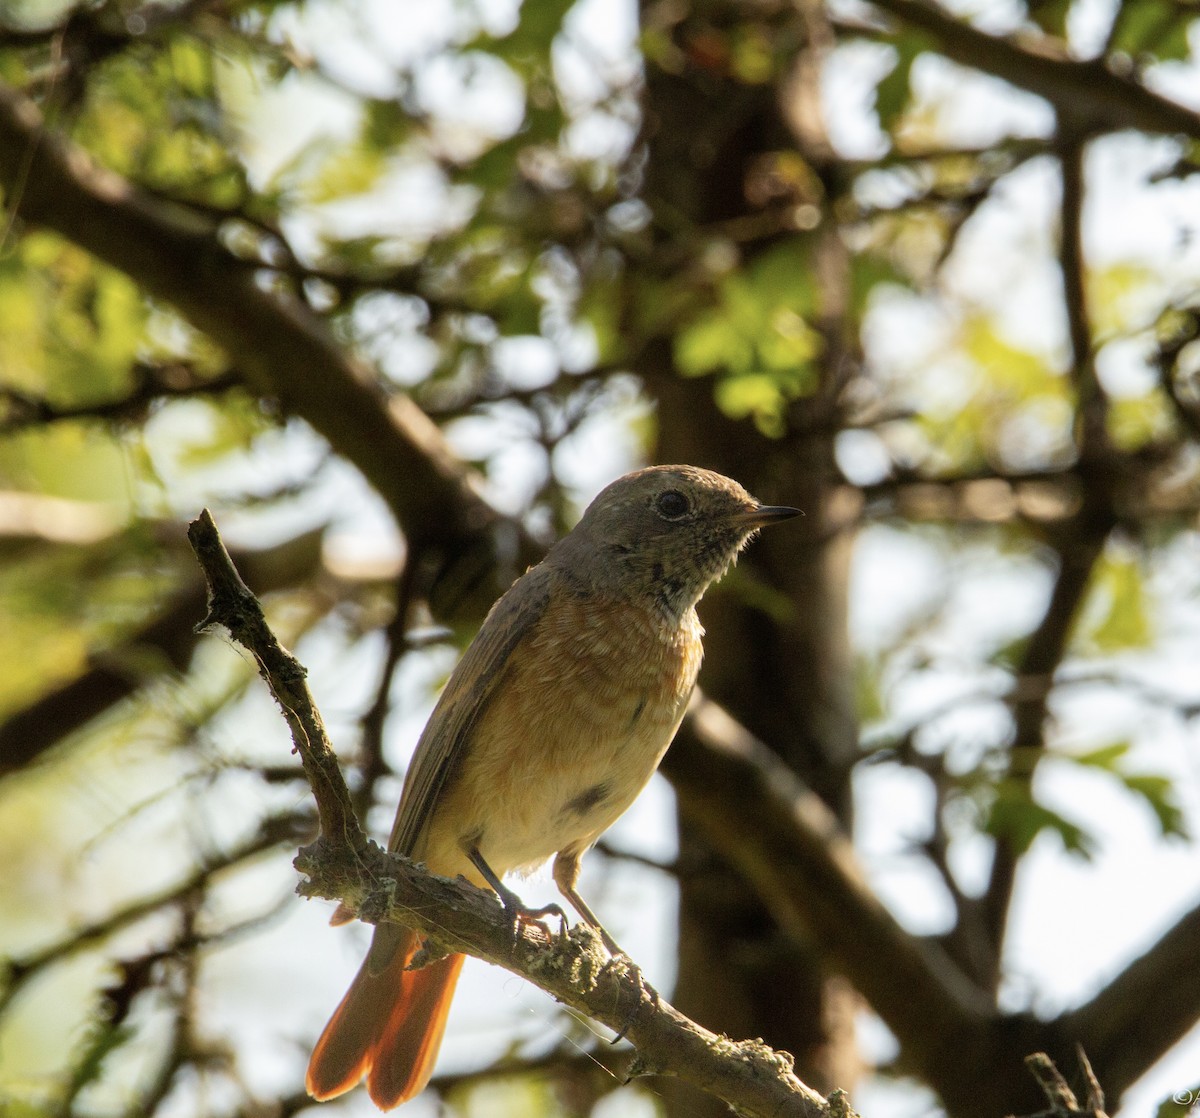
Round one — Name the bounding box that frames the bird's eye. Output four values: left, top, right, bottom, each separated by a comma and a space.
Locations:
655, 490, 690, 520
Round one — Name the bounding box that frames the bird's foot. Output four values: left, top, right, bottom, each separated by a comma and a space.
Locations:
467, 845, 567, 946
492, 880, 568, 945
513, 898, 571, 941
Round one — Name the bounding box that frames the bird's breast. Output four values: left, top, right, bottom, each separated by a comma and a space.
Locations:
421, 592, 703, 880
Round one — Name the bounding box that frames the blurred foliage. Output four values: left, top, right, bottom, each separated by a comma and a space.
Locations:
1156, 1083, 1200, 1118
2, 0, 1200, 1114
675, 241, 821, 434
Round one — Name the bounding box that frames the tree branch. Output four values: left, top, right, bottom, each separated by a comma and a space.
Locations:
1022, 1049, 1107, 1117
980, 126, 1115, 970
1063, 900, 1200, 1101
188, 509, 363, 850
0, 525, 326, 777
665, 698, 998, 1078
1, 813, 301, 1015
665, 697, 1185, 1115
185, 508, 839, 1118
0, 364, 242, 431
866, 0, 1200, 140
0, 81, 538, 619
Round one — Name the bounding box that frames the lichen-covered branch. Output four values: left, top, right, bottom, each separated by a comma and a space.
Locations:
185, 508, 838, 1118
188, 509, 363, 850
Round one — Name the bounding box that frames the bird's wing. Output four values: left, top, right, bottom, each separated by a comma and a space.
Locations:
387, 562, 554, 857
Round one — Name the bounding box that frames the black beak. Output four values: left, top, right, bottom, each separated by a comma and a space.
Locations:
738, 504, 803, 527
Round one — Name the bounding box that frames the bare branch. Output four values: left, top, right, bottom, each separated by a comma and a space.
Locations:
0, 525, 326, 778
1, 815, 300, 1014
1063, 901, 1200, 1101
980, 128, 1115, 968
665, 696, 997, 1067
188, 509, 363, 850
0, 365, 242, 432
184, 509, 840, 1118
665, 695, 1194, 1114
867, 0, 1200, 140
1021, 1050, 1108, 1118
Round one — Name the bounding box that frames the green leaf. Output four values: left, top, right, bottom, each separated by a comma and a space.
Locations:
1108, 391, 1174, 452
854, 656, 886, 724
1156, 1084, 1200, 1118
1121, 774, 1189, 838
1077, 551, 1153, 654
850, 255, 906, 316
362, 98, 414, 153
168, 35, 216, 98
874, 36, 928, 136
1027, 0, 1073, 39
962, 317, 1066, 401
746, 242, 819, 318
578, 272, 624, 363
1065, 743, 1187, 838
1110, 0, 1197, 62
758, 308, 819, 370
495, 290, 542, 336
730, 24, 777, 84
1089, 261, 1155, 339
673, 240, 820, 432
321, 235, 390, 270
675, 315, 753, 377
478, 0, 575, 75
70, 1021, 136, 1096
305, 146, 388, 203
715, 372, 787, 418
985, 780, 1096, 857
988, 634, 1029, 671
1072, 741, 1132, 770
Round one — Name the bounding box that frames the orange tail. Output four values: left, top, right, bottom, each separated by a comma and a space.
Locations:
306, 925, 465, 1110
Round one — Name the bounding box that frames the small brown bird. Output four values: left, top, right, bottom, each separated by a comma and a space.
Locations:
306, 464, 799, 1109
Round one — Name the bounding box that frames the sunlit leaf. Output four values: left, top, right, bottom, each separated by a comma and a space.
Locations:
1077, 550, 1153, 654
962, 317, 1064, 401
854, 655, 886, 724
1027, 0, 1073, 39
676, 315, 754, 378
985, 780, 1096, 857
1110, 0, 1197, 62
730, 24, 776, 84
305, 146, 388, 203
674, 241, 819, 431
1088, 261, 1155, 339
1071, 741, 1132, 770
1122, 773, 1188, 837
1156, 1084, 1200, 1118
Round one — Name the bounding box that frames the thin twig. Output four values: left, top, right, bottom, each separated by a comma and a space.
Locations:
188, 509, 364, 851
184, 508, 837, 1118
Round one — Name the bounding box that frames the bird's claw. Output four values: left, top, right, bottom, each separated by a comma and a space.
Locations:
512, 899, 570, 941
494, 885, 567, 945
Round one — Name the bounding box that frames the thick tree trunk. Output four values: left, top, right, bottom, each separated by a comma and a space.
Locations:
654, 372, 861, 1115
635, 4, 862, 1110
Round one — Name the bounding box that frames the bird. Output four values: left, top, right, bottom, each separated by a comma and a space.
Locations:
305, 464, 800, 1109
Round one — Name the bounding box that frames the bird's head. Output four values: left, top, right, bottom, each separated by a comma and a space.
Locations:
551, 464, 800, 620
